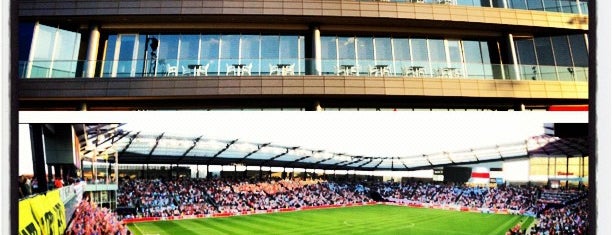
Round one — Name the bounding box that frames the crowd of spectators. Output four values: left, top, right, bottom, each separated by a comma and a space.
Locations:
116, 177, 588, 234
66, 198, 130, 235
117, 177, 372, 218
530, 199, 588, 235
373, 181, 540, 214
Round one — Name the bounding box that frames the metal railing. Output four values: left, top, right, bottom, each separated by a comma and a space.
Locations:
19, 59, 588, 82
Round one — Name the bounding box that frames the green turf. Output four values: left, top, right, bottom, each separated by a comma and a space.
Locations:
127, 205, 530, 235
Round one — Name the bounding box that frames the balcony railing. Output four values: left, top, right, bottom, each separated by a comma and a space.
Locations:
18, 59, 588, 82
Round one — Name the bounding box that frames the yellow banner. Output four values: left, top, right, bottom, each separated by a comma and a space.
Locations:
18, 199, 42, 235
48, 190, 67, 233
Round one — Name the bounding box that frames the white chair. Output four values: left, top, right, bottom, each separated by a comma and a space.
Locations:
368, 65, 379, 76
181, 65, 191, 76
196, 63, 209, 76
285, 63, 295, 75
226, 64, 236, 76
242, 63, 252, 76
334, 65, 344, 75
269, 64, 280, 75
401, 66, 413, 77
166, 64, 178, 76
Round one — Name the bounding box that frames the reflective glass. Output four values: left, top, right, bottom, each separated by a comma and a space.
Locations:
357, 37, 374, 68
375, 37, 393, 72
200, 35, 220, 74
508, 0, 527, 9
321, 36, 337, 74
261, 35, 280, 73
569, 34, 588, 67
117, 35, 137, 77
535, 37, 557, 80
527, 0, 544, 11
53, 28, 80, 77
30, 24, 56, 78
543, 0, 561, 12
410, 38, 429, 74
102, 35, 117, 77
179, 34, 201, 74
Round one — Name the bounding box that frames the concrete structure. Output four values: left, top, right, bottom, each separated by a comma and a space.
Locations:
17, 0, 589, 110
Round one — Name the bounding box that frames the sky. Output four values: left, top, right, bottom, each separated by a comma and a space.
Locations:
20, 111, 587, 175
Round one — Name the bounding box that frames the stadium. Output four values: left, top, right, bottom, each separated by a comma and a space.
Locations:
18, 113, 589, 234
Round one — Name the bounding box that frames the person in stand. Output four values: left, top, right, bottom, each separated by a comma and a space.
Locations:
54, 177, 64, 189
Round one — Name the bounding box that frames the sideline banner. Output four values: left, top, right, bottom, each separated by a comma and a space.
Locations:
18, 200, 42, 235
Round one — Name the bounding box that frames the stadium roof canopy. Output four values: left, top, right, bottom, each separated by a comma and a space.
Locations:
76, 123, 588, 171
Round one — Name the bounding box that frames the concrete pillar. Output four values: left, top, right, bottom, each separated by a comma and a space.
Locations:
313, 27, 322, 75
85, 25, 100, 78
507, 34, 521, 80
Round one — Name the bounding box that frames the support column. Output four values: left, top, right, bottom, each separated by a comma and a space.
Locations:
30, 124, 48, 194
507, 34, 521, 80
313, 26, 322, 75
85, 25, 100, 78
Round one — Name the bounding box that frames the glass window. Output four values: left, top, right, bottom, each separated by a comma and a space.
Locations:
30, 24, 57, 78
527, 0, 544, 11
463, 40, 485, 78
515, 38, 537, 80
116, 35, 137, 77
508, 0, 527, 10
551, 36, 572, 66
179, 34, 201, 72
338, 37, 356, 60
357, 37, 374, 68
157, 35, 179, 74
200, 35, 220, 74
429, 39, 446, 73
393, 38, 410, 63
374, 37, 392, 69
543, 0, 561, 12
261, 35, 280, 73
535, 37, 557, 80
321, 36, 337, 74
102, 35, 117, 77
411, 38, 429, 74
280, 36, 299, 60
568, 34, 588, 67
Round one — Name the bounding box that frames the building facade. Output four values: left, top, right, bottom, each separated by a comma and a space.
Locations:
17, 0, 589, 110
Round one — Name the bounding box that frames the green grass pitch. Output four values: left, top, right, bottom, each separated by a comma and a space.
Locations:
127, 205, 533, 235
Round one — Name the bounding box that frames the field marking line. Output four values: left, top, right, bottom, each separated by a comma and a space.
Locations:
131, 223, 147, 235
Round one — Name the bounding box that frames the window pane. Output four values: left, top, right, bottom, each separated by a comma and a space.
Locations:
411, 38, 429, 74
338, 37, 356, 59
515, 38, 537, 80
280, 36, 299, 59
428, 39, 445, 62
535, 37, 556, 80
102, 35, 117, 77
321, 36, 337, 74
220, 35, 240, 59
117, 35, 136, 77
543, 0, 561, 12
200, 35, 220, 74
339, 37, 357, 70
261, 35, 279, 72
357, 37, 374, 67
374, 37, 392, 61
179, 34, 200, 67
527, 0, 544, 11
158, 35, 179, 70
569, 34, 588, 67
509, 0, 527, 9
241, 35, 260, 59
